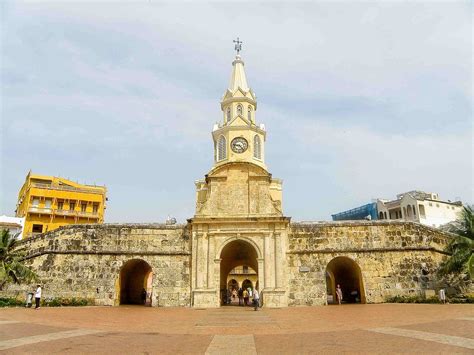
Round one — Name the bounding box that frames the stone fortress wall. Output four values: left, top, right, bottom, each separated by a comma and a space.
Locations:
2, 220, 452, 307
287, 221, 449, 305
4, 224, 192, 307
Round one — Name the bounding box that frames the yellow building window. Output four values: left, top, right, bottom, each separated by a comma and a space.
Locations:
57, 201, 64, 210
70, 202, 76, 211
32, 224, 43, 233
93, 203, 99, 214
81, 202, 87, 212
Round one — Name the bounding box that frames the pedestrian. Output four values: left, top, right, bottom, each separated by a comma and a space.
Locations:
238, 288, 243, 306
253, 289, 260, 311
439, 289, 446, 304
232, 288, 237, 303
336, 284, 343, 305
226, 289, 231, 305
34, 284, 42, 309
243, 288, 249, 306
141, 288, 147, 305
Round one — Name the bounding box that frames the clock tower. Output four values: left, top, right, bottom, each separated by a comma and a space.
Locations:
191, 40, 289, 308
211, 51, 267, 171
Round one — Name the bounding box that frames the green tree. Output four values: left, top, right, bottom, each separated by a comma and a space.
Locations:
439, 206, 474, 279
0, 230, 38, 290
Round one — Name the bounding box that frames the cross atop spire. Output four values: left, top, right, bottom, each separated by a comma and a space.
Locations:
233, 37, 242, 55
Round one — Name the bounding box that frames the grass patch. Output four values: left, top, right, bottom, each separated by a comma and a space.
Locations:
43, 297, 93, 307
386, 295, 441, 304
386, 295, 474, 304
0, 297, 24, 307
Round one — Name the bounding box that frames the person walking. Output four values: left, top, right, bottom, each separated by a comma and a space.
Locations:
243, 288, 249, 306
253, 289, 260, 311
238, 288, 243, 306
439, 289, 446, 304
34, 284, 42, 309
336, 284, 343, 305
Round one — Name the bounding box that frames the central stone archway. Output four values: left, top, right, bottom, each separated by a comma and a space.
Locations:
219, 239, 259, 306
118, 259, 153, 305
326, 256, 366, 304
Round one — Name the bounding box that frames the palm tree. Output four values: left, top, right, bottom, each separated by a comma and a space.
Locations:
0, 230, 38, 290
438, 206, 474, 279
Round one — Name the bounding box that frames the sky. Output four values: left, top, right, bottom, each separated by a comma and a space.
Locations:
1, 1, 472, 223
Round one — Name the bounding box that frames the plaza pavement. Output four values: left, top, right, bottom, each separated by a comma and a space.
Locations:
0, 304, 473, 353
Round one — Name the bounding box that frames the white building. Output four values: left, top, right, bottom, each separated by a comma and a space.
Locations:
0, 215, 25, 239
376, 191, 463, 228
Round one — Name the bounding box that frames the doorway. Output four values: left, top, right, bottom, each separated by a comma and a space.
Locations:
326, 256, 365, 304
119, 259, 152, 305
219, 239, 259, 306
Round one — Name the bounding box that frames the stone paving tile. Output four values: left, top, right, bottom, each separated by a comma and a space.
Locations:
369, 327, 474, 350
0, 329, 102, 351
205, 335, 256, 355
399, 319, 474, 339
5, 332, 213, 354
1, 304, 473, 353
0, 322, 72, 341
255, 329, 473, 354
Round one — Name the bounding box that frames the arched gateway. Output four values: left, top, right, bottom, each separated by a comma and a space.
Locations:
118, 259, 152, 305
326, 257, 366, 304
220, 239, 259, 305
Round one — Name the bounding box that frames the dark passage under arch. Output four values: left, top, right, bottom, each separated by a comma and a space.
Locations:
326, 256, 366, 304
119, 259, 152, 305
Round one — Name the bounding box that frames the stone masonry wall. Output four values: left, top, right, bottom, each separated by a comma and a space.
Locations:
2, 224, 191, 307
287, 221, 451, 305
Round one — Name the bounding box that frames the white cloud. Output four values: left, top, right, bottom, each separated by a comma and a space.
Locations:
1, 1, 471, 221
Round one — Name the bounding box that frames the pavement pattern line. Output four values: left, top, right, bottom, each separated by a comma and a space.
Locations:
0, 328, 103, 351
458, 317, 474, 321
205, 335, 257, 355
369, 327, 474, 350
0, 321, 21, 325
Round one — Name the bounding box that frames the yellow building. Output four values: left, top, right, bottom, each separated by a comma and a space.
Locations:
15, 172, 107, 239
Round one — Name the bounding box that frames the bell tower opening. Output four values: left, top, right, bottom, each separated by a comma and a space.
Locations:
219, 239, 259, 306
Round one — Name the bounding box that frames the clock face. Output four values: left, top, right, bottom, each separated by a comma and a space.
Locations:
231, 137, 248, 153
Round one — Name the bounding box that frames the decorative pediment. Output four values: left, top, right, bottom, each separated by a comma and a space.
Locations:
228, 115, 250, 127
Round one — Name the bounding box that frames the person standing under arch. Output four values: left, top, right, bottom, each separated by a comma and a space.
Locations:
336, 284, 343, 305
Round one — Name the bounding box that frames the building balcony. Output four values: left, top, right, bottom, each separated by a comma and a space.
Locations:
28, 207, 53, 214
28, 207, 99, 219
30, 182, 105, 195
54, 209, 99, 218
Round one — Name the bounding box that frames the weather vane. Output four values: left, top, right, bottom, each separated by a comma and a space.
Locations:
233, 37, 242, 55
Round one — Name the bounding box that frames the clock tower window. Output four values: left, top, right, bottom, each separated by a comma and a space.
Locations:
217, 135, 227, 161
226, 107, 231, 123
247, 106, 252, 121
253, 135, 261, 159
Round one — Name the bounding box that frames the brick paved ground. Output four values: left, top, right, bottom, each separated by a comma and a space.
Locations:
0, 304, 473, 353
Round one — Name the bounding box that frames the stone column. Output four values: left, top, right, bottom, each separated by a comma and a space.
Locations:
192, 230, 198, 289
196, 233, 205, 289
257, 258, 265, 290
274, 233, 281, 288
206, 233, 213, 288
264, 233, 273, 288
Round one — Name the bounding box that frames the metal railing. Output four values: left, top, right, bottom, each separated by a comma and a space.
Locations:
30, 182, 105, 195
28, 207, 99, 218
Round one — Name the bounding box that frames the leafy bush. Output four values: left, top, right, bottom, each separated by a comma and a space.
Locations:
0, 297, 24, 307
43, 297, 92, 307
